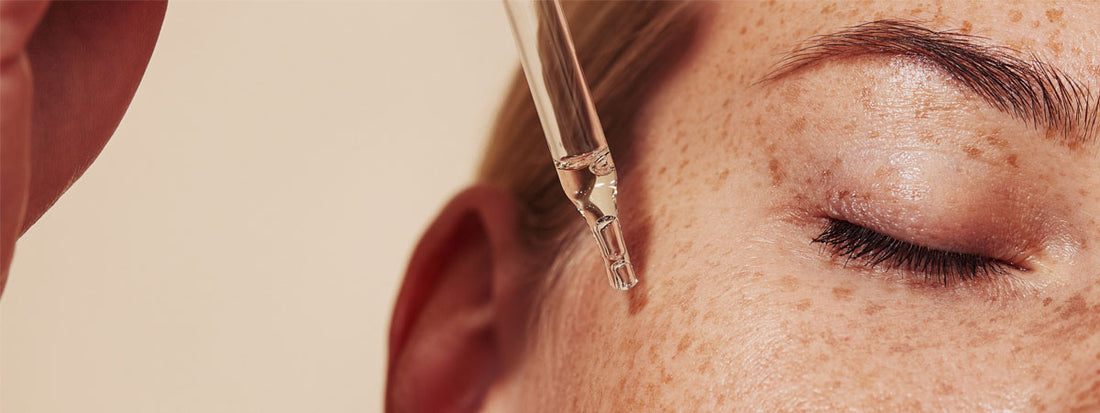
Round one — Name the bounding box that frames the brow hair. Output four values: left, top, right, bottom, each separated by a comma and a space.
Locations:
764, 20, 1099, 145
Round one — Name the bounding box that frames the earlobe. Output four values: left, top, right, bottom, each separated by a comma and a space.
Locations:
387, 185, 529, 413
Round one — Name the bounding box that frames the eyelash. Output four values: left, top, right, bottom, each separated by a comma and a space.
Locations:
812, 219, 1012, 286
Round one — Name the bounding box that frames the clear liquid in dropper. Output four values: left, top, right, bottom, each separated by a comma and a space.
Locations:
555, 148, 638, 290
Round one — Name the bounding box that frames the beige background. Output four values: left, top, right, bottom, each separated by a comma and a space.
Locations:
1, 2, 515, 412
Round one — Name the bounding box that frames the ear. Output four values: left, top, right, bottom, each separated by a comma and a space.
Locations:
387, 185, 532, 413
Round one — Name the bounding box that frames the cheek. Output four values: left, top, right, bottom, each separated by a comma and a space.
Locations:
533, 228, 1100, 411
542, 77, 1100, 413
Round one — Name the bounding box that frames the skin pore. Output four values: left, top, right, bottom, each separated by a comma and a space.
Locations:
508, 1, 1100, 411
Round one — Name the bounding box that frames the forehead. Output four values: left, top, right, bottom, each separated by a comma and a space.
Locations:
700, 1, 1099, 88
633, 1, 1100, 179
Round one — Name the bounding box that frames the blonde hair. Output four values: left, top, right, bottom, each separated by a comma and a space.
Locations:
478, 2, 706, 278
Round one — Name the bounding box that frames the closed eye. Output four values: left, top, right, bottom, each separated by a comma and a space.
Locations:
812, 218, 1016, 286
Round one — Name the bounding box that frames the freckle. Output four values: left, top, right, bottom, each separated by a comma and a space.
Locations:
787, 117, 807, 134
1045, 8, 1064, 23
1009, 9, 1022, 22
796, 330, 813, 346
615, 375, 629, 397
755, 17, 764, 27
858, 87, 873, 109
619, 336, 640, 354
832, 287, 853, 301
739, 26, 747, 35
1067, 137, 1083, 151
1006, 154, 1018, 168
676, 240, 694, 258
768, 158, 786, 186
1042, 127, 1061, 142
934, 382, 958, 396
863, 302, 886, 315
711, 169, 730, 191
1043, 297, 1053, 307
960, 20, 973, 34
1058, 294, 1087, 320
703, 310, 717, 321
779, 275, 799, 292
781, 84, 805, 104
683, 282, 697, 297
675, 334, 693, 356
694, 341, 715, 358
889, 342, 914, 354
795, 299, 813, 311
1011, 345, 1025, 356
963, 145, 983, 159
1047, 40, 1063, 54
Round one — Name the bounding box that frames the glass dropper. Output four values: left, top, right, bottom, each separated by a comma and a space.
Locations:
502, 0, 638, 291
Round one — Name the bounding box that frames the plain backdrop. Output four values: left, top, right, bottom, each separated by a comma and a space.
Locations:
0, 2, 515, 412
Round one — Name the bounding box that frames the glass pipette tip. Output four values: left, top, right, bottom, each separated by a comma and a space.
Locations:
502, 0, 638, 291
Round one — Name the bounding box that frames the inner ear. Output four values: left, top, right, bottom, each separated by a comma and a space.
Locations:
386, 186, 529, 413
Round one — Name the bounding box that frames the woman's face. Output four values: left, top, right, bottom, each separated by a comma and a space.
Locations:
518, 2, 1099, 410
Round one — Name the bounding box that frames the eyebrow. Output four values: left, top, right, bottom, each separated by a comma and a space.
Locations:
763, 20, 1099, 146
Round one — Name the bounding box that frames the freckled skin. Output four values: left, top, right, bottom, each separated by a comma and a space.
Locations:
509, 2, 1100, 412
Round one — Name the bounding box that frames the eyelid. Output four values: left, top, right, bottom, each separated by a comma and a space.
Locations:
812, 218, 1016, 286
817, 182, 1045, 267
